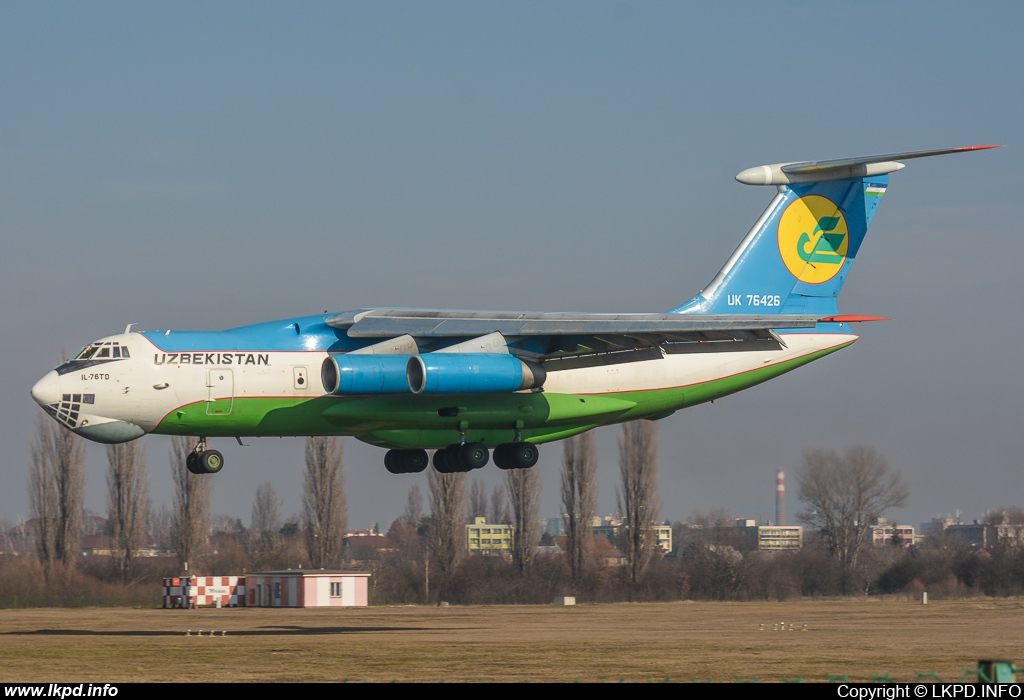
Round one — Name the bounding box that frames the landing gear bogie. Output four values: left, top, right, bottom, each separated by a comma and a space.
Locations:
493, 442, 539, 470
385, 449, 430, 474
431, 442, 489, 474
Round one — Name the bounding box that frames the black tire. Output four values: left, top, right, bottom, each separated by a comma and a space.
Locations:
404, 449, 429, 473
459, 442, 489, 471
444, 444, 464, 472
492, 443, 513, 470
199, 449, 224, 474
384, 450, 402, 474
186, 452, 202, 475
433, 448, 453, 474
511, 442, 539, 469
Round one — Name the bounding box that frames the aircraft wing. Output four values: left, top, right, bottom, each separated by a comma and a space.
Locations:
326, 309, 821, 358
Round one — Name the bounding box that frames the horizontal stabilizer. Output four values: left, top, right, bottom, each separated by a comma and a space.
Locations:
736, 145, 999, 186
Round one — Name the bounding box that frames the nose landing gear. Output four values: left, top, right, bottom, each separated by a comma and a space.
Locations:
185, 439, 224, 475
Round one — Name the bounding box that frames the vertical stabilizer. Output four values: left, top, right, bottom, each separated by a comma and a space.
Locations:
671, 146, 998, 317
672, 175, 887, 317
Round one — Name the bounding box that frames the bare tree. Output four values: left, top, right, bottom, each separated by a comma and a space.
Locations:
29, 418, 57, 567
29, 414, 85, 570
797, 445, 909, 590
403, 483, 423, 529
561, 432, 598, 587
106, 440, 150, 583
247, 481, 282, 569
489, 484, 510, 525
617, 421, 661, 588
251, 482, 282, 534
148, 502, 174, 552
506, 467, 541, 575
427, 464, 465, 599
170, 436, 212, 572
468, 479, 488, 521
303, 436, 347, 569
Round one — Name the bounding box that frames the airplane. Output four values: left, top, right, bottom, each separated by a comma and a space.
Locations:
30, 145, 997, 476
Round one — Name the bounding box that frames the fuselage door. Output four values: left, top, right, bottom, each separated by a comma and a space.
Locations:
206, 369, 234, 416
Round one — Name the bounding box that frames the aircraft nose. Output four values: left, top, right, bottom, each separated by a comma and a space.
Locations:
31, 370, 61, 407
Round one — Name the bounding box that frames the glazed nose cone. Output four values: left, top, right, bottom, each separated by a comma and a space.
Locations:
31, 370, 61, 407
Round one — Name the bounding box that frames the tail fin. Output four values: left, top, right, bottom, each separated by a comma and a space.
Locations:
671, 146, 998, 317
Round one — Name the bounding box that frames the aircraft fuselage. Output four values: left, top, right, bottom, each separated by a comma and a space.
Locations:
31, 314, 856, 450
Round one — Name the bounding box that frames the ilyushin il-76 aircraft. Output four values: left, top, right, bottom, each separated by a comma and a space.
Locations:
31, 146, 996, 476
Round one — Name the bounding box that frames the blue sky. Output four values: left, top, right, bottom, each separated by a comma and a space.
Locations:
1, 2, 1020, 531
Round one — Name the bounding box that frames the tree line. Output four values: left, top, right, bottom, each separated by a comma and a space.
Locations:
8, 414, 1024, 607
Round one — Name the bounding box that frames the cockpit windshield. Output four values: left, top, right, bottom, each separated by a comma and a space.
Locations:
57, 342, 130, 375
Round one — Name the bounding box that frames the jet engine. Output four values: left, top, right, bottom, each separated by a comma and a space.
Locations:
406, 353, 546, 395
321, 354, 411, 395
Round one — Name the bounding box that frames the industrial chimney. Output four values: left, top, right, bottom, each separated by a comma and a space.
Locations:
776, 469, 785, 526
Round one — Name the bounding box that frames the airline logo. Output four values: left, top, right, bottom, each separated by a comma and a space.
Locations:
778, 194, 848, 284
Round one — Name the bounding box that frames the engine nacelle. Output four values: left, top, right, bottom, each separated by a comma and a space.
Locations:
321, 354, 412, 395
406, 353, 546, 395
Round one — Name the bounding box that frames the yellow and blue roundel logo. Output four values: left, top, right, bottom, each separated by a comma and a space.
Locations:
778, 195, 848, 284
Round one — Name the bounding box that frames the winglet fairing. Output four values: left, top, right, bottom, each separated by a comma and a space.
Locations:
31, 146, 998, 475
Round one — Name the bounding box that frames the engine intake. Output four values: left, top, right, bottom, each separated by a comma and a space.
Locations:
407, 353, 546, 395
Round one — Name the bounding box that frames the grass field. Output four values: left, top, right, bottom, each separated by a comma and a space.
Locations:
1, 600, 1021, 683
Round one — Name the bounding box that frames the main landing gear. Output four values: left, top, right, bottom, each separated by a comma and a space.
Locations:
384, 441, 540, 474
185, 438, 224, 475
492, 442, 539, 471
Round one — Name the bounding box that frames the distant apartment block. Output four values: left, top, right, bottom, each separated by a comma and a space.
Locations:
543, 517, 566, 537
868, 518, 915, 547
652, 524, 673, 552
738, 522, 803, 551
938, 519, 1024, 549
467, 517, 513, 555
591, 517, 672, 552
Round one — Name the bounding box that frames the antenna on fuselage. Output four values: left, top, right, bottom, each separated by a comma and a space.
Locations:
124, 323, 137, 334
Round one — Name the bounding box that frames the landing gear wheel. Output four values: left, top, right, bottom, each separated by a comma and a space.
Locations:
443, 444, 466, 472
458, 442, 489, 471
493, 444, 509, 470
186, 452, 203, 475
494, 443, 518, 470
385, 450, 401, 474
198, 449, 224, 474
511, 442, 539, 469
433, 447, 455, 474
386, 449, 430, 474
404, 449, 429, 473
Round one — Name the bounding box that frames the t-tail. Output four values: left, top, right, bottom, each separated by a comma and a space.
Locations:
670, 146, 999, 318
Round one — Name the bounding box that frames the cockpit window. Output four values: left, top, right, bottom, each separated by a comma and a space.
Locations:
57, 341, 129, 375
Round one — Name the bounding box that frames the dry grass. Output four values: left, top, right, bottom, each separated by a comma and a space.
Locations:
1, 599, 1022, 682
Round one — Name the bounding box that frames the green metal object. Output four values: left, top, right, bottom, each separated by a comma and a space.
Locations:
978, 660, 1016, 683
